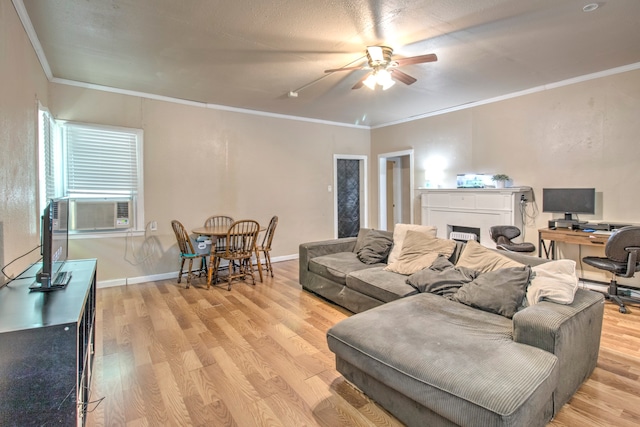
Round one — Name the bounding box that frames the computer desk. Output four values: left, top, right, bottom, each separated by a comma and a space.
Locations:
538, 227, 610, 259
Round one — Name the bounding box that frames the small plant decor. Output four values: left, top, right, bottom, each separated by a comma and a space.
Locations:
492, 174, 510, 182
492, 174, 510, 188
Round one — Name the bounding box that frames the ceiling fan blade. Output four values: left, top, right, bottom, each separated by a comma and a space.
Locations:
394, 53, 438, 67
325, 65, 365, 73
392, 69, 417, 85
352, 72, 372, 90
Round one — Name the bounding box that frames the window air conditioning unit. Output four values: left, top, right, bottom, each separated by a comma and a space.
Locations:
70, 198, 132, 231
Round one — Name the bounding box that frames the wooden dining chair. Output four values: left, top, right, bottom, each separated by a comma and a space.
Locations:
204, 215, 234, 252
210, 220, 259, 290
171, 220, 207, 288
257, 215, 278, 277
204, 215, 234, 227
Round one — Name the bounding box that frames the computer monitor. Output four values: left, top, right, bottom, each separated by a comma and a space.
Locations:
542, 188, 595, 221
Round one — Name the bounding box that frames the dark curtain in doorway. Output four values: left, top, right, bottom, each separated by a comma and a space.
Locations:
337, 159, 360, 238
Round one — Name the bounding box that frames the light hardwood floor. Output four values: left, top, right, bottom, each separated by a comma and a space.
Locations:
85, 260, 640, 426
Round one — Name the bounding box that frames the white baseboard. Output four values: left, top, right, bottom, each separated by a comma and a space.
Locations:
96, 253, 299, 289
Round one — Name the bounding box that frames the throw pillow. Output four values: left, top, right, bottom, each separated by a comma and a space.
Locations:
429, 256, 456, 271
356, 230, 394, 264
451, 266, 532, 318
387, 224, 437, 264
455, 240, 524, 273
385, 231, 456, 275
526, 260, 579, 306
353, 228, 372, 253
406, 257, 479, 296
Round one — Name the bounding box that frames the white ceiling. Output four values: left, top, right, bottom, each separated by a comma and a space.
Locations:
16, 0, 640, 127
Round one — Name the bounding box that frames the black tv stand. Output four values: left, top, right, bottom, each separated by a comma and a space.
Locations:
0, 259, 96, 425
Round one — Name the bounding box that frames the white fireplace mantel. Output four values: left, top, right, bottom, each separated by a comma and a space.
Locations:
419, 187, 532, 248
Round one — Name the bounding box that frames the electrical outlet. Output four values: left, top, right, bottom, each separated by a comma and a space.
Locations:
150, 221, 157, 231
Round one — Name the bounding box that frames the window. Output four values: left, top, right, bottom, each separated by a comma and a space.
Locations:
39, 112, 144, 234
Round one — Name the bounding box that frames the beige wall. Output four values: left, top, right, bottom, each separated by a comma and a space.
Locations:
3, 0, 370, 285
49, 85, 370, 282
4, 1, 640, 286
0, 2, 49, 284
371, 69, 640, 284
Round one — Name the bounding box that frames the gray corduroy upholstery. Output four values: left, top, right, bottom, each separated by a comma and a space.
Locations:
299, 230, 397, 312
512, 289, 604, 410
328, 293, 559, 427
308, 252, 384, 285
301, 231, 604, 426
346, 266, 418, 302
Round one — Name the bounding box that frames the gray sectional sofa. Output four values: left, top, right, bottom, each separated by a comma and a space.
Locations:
299, 228, 604, 427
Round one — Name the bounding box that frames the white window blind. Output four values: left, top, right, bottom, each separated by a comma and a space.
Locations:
64, 124, 140, 196
42, 110, 56, 200
38, 108, 62, 209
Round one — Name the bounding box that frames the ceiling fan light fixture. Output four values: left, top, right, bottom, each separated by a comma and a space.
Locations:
334, 45, 434, 91
376, 69, 395, 90
363, 73, 377, 90
363, 69, 396, 90
381, 79, 396, 91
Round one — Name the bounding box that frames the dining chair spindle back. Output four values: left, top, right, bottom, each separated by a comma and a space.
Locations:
211, 219, 260, 290
257, 215, 278, 277
171, 220, 207, 288
204, 215, 234, 252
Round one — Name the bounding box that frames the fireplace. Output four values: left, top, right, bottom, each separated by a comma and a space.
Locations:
419, 187, 532, 249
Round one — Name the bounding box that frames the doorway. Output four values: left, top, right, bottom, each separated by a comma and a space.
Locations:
334, 155, 368, 238
378, 150, 414, 230
385, 157, 403, 230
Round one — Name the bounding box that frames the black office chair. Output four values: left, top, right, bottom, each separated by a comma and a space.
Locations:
583, 226, 640, 314
489, 225, 536, 253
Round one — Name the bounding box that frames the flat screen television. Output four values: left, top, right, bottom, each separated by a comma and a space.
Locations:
30, 198, 71, 291
542, 188, 595, 222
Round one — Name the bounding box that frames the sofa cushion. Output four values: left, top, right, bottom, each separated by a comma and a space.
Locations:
309, 252, 383, 285
327, 293, 559, 427
346, 267, 418, 303
388, 224, 438, 264
455, 240, 525, 272
356, 230, 394, 264
384, 231, 457, 275
451, 266, 532, 319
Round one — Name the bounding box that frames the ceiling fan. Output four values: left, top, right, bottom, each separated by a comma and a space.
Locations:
325, 46, 437, 90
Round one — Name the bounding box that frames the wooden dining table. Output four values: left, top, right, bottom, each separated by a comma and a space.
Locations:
192, 224, 265, 286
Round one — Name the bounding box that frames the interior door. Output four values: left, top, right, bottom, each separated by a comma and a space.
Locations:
386, 159, 396, 230
336, 158, 361, 238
